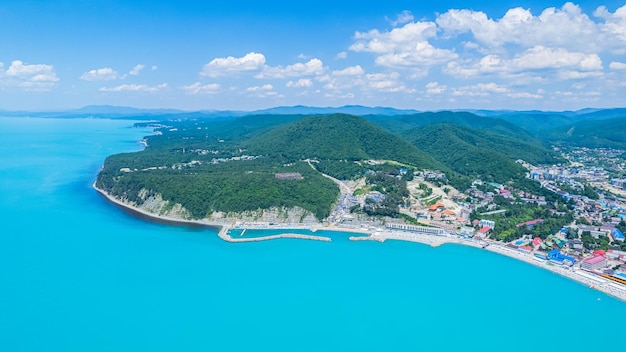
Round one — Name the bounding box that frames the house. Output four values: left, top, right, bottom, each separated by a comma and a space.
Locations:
532, 237, 543, 248
518, 245, 533, 254
478, 227, 491, 236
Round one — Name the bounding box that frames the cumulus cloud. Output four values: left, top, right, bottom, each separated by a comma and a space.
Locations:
332, 65, 364, 76
1, 60, 59, 90
389, 10, 415, 26
256, 58, 325, 79
425, 82, 446, 94
129, 64, 145, 75
286, 79, 313, 88
595, 5, 626, 42
246, 84, 273, 92
80, 67, 120, 81
610, 61, 626, 70
365, 72, 413, 93
436, 3, 604, 52
201, 52, 266, 77
336, 51, 348, 59
182, 82, 221, 94
452, 83, 509, 97
99, 83, 167, 92
350, 20, 457, 69
445, 46, 602, 79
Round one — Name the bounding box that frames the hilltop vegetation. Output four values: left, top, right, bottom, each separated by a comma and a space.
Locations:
544, 116, 626, 149
402, 123, 561, 184
97, 108, 623, 223
97, 114, 445, 221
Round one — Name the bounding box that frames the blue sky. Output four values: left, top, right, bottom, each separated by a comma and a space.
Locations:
1, 0, 626, 111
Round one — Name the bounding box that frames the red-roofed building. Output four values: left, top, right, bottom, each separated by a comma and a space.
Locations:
581, 256, 607, 271
592, 250, 606, 257
478, 227, 491, 237
428, 202, 445, 211
518, 245, 533, 254
532, 237, 543, 248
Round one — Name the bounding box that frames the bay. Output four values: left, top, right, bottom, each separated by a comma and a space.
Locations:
1, 117, 624, 351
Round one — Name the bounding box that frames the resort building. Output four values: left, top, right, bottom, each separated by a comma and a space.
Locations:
581, 256, 608, 271
385, 223, 447, 236
479, 219, 495, 229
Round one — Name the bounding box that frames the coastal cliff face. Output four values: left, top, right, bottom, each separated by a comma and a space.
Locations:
206, 206, 321, 225
104, 187, 321, 225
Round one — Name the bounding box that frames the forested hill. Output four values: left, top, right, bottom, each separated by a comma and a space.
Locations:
367, 111, 535, 140
244, 114, 441, 169
403, 123, 561, 184
544, 116, 626, 149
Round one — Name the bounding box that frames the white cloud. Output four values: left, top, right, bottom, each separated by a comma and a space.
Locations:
246, 84, 273, 92
507, 92, 543, 99
99, 83, 167, 92
286, 79, 313, 88
256, 58, 325, 79
332, 65, 364, 76
595, 5, 626, 42
610, 61, 626, 70
336, 51, 348, 59
151, 65, 158, 71
80, 67, 120, 81
350, 21, 457, 68
201, 52, 266, 77
1, 60, 59, 90
445, 46, 602, 79
182, 82, 220, 95
425, 82, 446, 94
390, 10, 415, 26
129, 64, 145, 75
452, 83, 508, 97
436, 3, 605, 52
365, 72, 413, 93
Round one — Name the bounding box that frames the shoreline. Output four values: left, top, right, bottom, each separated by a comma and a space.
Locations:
94, 182, 626, 302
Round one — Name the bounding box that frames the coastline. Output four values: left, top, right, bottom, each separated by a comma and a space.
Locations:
93, 182, 626, 302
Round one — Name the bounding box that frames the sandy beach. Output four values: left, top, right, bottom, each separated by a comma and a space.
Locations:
94, 183, 626, 302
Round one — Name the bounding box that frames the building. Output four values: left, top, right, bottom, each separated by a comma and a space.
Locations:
548, 249, 576, 266
568, 239, 584, 250
612, 229, 625, 242
274, 172, 303, 180
581, 256, 607, 271
385, 223, 447, 236
517, 219, 544, 228
479, 219, 495, 229
477, 227, 491, 237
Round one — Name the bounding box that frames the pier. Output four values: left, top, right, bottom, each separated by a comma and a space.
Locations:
218, 226, 332, 243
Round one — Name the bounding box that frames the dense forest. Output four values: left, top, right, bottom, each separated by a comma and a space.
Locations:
97, 109, 624, 223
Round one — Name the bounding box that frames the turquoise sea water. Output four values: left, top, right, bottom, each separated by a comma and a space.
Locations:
1, 117, 625, 351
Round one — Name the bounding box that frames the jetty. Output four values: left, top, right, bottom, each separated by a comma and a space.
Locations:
217, 226, 332, 243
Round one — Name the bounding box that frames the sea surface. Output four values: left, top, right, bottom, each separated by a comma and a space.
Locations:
1, 117, 625, 351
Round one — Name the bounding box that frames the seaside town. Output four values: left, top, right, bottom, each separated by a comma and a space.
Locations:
212, 147, 626, 301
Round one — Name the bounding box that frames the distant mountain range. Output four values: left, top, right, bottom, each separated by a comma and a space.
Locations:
4, 104, 626, 149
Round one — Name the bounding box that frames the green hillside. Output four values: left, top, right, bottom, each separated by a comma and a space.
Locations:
545, 116, 626, 148
403, 123, 560, 183
367, 111, 535, 140
97, 114, 448, 221
245, 114, 443, 173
